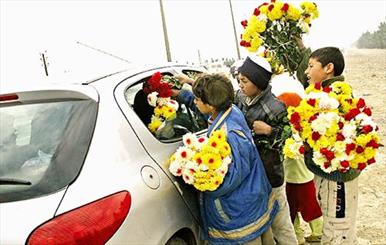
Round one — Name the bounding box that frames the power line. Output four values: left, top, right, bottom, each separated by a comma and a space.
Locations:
76, 41, 131, 64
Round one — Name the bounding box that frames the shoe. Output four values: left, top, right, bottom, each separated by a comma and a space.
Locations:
305, 235, 322, 243
297, 237, 305, 245
296, 233, 305, 245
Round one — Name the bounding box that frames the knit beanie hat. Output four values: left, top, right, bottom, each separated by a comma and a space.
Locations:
238, 56, 273, 90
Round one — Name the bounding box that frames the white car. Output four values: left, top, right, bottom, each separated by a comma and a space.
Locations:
0, 63, 208, 244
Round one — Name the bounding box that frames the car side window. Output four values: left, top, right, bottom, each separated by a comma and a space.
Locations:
124, 72, 207, 141
181, 69, 202, 80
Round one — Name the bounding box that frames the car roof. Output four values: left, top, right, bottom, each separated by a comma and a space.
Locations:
0, 63, 204, 101
0, 82, 100, 102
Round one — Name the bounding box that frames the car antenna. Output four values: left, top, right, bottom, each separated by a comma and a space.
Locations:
76, 41, 131, 64
39, 50, 49, 76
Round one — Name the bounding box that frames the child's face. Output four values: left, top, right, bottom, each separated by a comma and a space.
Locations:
305, 58, 330, 84
194, 97, 213, 115
238, 74, 260, 97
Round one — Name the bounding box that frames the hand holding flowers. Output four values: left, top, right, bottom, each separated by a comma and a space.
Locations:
169, 130, 232, 191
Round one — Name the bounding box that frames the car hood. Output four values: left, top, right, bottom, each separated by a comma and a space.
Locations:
0, 189, 66, 244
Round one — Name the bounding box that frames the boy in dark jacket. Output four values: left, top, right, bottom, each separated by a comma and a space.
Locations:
235, 56, 297, 245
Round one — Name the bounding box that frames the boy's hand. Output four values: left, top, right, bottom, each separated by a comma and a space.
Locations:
294, 36, 305, 49
171, 89, 180, 98
303, 142, 311, 153
175, 74, 194, 85
253, 120, 272, 135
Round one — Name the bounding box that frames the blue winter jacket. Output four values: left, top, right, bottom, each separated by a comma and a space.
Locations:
178, 91, 278, 244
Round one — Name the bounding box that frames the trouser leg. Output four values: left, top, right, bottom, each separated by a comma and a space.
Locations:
309, 216, 323, 237
271, 185, 298, 245
244, 228, 275, 245
316, 177, 359, 245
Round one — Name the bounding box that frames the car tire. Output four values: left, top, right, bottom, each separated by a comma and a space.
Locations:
165, 236, 188, 245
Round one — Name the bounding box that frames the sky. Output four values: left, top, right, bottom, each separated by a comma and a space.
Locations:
1, 0, 385, 84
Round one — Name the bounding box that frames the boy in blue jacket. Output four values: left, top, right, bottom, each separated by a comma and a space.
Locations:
175, 73, 278, 244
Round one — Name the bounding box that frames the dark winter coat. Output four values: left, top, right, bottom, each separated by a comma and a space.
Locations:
235, 85, 289, 187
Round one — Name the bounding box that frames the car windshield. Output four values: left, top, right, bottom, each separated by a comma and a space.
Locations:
0, 99, 97, 203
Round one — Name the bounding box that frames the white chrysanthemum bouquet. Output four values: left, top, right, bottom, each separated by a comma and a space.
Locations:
169, 130, 232, 191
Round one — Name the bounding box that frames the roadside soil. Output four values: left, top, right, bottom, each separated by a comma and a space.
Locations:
346, 48, 386, 245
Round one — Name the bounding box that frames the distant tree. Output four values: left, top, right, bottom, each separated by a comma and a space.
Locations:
356, 21, 386, 49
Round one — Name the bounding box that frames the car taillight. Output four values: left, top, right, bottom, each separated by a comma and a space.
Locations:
27, 191, 131, 245
0, 93, 19, 102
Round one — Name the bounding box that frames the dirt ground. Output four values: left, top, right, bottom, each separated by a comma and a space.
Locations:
299, 49, 386, 245
346, 49, 386, 245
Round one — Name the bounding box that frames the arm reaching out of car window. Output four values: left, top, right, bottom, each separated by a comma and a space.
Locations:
175, 73, 195, 85
171, 73, 194, 98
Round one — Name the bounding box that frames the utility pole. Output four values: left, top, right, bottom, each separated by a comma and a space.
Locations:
197, 49, 202, 64
159, 0, 172, 62
229, 0, 241, 60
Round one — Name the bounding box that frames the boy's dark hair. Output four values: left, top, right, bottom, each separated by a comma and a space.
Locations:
192, 73, 234, 112
310, 47, 345, 76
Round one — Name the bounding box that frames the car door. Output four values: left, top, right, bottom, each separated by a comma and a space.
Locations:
114, 66, 207, 223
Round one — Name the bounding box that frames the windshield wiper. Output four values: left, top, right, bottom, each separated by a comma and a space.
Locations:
0, 178, 32, 185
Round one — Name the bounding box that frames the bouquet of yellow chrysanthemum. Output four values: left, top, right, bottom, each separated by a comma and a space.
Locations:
284, 81, 381, 173
240, 0, 318, 75
169, 130, 232, 191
